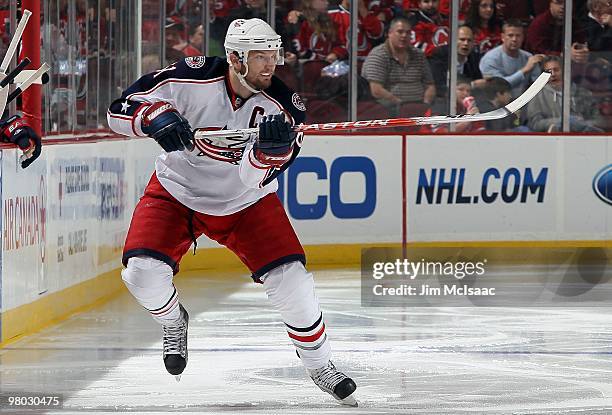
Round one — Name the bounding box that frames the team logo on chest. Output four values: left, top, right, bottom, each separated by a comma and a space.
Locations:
185, 56, 206, 69
194, 126, 249, 165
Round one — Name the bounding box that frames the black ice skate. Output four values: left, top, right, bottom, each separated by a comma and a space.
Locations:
307, 361, 357, 407
162, 303, 189, 381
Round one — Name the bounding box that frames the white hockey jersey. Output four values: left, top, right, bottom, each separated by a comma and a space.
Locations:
107, 56, 306, 215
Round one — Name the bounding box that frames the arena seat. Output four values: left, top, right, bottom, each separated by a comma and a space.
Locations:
274, 64, 299, 92
301, 60, 328, 94
357, 100, 391, 120
399, 102, 430, 117
304, 99, 347, 124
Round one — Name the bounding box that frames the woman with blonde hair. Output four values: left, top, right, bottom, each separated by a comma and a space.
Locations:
285, 0, 342, 63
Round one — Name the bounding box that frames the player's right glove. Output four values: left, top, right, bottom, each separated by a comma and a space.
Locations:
254, 113, 297, 167
141, 101, 195, 152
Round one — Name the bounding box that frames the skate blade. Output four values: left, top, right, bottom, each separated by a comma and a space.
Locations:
339, 394, 358, 407
174, 375, 181, 382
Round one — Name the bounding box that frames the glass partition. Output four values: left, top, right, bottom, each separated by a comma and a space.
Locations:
23, 0, 612, 135
41, 0, 139, 135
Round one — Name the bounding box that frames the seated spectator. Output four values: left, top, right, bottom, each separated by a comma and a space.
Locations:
527, 56, 602, 132
429, 24, 484, 98
328, 0, 390, 61
0, 4, 9, 59
408, 0, 449, 56
229, 0, 266, 20
368, 0, 396, 23
164, 17, 188, 61
464, 0, 502, 57
578, 0, 612, 63
479, 19, 544, 98
182, 24, 204, 56
493, 0, 534, 24
529, 0, 587, 18
285, 0, 343, 63
476, 77, 528, 131
525, 0, 588, 64
362, 16, 436, 114
429, 75, 485, 132
208, 0, 246, 55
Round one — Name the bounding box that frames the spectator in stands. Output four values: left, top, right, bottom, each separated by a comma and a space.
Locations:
285, 0, 343, 63
226, 0, 289, 49
408, 0, 449, 56
477, 77, 529, 131
428, 24, 485, 98
362, 16, 436, 113
532, 0, 570, 16
464, 0, 502, 57
579, 0, 612, 60
209, 0, 242, 55
479, 19, 544, 98
182, 24, 204, 56
429, 75, 485, 132
328, 0, 389, 61
493, 0, 534, 24
0, 1, 8, 59
165, 17, 188, 60
527, 56, 602, 132
525, 0, 589, 64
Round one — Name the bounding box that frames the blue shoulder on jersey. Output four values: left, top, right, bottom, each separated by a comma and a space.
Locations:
264, 76, 306, 126
108, 56, 228, 117
260, 76, 306, 187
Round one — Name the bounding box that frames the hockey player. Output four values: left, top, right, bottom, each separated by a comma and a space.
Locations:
0, 114, 41, 168
106, 18, 357, 406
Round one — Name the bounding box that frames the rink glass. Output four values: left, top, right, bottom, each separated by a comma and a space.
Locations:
0, 1, 603, 135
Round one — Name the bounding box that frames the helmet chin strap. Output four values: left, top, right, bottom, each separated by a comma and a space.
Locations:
230, 54, 261, 95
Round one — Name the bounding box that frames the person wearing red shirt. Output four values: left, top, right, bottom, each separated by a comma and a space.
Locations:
464, 0, 502, 57
181, 24, 204, 57
525, 0, 588, 63
408, 0, 449, 56
286, 0, 342, 62
328, 0, 390, 60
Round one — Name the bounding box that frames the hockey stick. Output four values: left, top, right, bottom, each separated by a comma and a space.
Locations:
0, 10, 31, 74
0, 58, 30, 88
194, 71, 550, 141
6, 63, 51, 105
12, 69, 50, 85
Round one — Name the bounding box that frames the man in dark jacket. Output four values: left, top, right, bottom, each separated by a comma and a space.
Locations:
525, 0, 588, 64
577, 0, 612, 63
428, 25, 483, 99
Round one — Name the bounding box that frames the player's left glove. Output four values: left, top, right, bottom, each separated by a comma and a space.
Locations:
0, 115, 42, 168
254, 113, 297, 167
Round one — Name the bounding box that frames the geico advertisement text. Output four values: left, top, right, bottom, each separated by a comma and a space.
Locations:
276, 156, 377, 219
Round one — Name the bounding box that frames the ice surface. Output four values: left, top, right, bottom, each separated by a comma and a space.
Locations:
2, 268, 612, 414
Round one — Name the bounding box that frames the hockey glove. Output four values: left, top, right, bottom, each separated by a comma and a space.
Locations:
0, 115, 42, 169
141, 102, 195, 152
255, 113, 297, 166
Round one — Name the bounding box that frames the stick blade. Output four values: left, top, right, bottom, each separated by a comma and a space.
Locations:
504, 71, 551, 114
414, 71, 551, 126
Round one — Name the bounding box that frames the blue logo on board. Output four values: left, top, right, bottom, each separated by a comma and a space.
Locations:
593, 165, 612, 206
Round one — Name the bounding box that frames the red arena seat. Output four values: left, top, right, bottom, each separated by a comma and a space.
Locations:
304, 99, 347, 124
357, 100, 391, 120
274, 64, 300, 92
301, 60, 328, 93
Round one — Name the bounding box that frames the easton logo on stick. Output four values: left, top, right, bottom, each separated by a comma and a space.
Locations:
300, 119, 393, 131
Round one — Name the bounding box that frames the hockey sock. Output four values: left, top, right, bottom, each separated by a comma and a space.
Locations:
262, 261, 332, 369
122, 256, 181, 324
